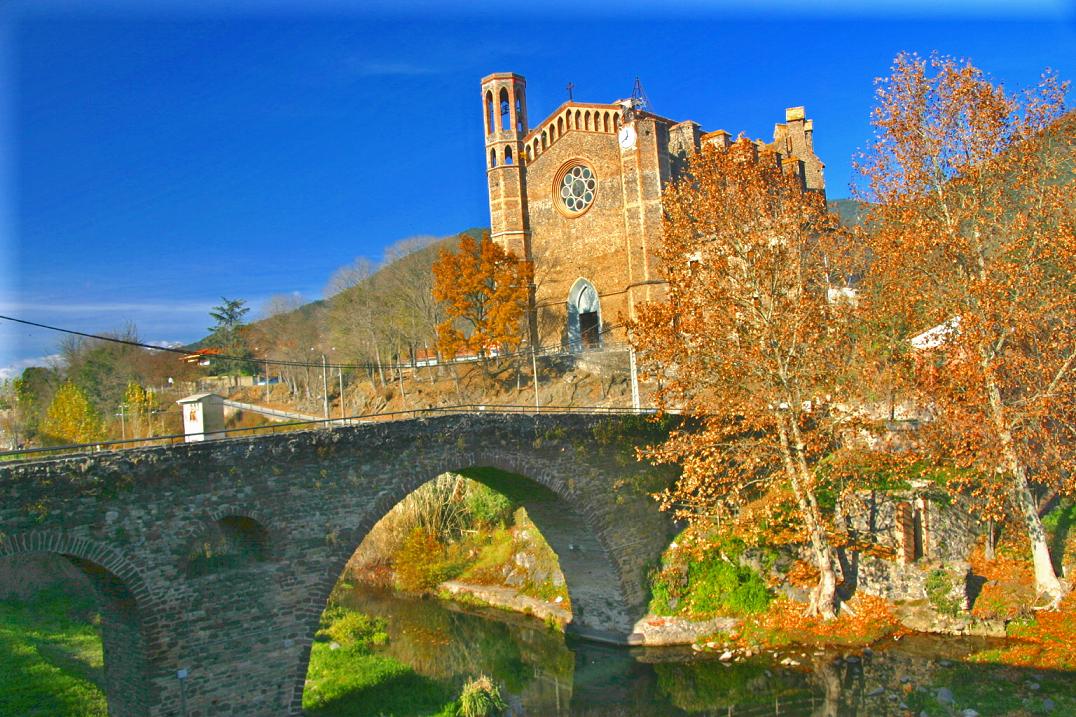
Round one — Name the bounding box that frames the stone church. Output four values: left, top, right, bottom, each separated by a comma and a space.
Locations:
482, 72, 825, 350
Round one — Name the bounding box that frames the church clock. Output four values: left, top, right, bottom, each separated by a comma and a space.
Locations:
618, 123, 637, 150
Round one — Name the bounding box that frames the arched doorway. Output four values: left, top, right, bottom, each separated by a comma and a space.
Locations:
567, 278, 601, 351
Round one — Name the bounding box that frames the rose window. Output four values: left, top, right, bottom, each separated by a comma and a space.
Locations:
559, 164, 596, 213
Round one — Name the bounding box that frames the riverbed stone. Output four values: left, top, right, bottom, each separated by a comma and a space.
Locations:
630, 613, 739, 646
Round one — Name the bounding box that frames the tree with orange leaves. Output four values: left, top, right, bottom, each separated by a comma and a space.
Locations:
432, 232, 532, 361
857, 52, 1074, 607
631, 138, 860, 618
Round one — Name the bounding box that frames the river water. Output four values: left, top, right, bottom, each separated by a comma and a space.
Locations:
338, 585, 1071, 716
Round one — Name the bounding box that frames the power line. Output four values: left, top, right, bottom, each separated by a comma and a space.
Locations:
1, 314, 632, 373
1, 315, 194, 356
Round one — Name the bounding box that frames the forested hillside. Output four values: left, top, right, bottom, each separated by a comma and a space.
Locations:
242, 229, 484, 403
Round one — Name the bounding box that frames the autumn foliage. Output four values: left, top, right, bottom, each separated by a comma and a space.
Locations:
857, 52, 1075, 605
732, 594, 900, 649
432, 233, 532, 360
972, 594, 1076, 671
631, 138, 862, 618
41, 381, 104, 445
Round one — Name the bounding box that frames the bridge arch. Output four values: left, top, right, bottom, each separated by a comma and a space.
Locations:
291, 447, 648, 712
1, 412, 676, 716
0, 532, 156, 716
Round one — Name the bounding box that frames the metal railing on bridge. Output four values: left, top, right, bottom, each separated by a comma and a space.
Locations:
0, 404, 659, 463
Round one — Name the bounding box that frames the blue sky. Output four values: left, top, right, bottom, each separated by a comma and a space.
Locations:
1, 0, 1074, 376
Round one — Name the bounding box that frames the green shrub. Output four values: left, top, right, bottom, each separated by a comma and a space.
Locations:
686, 556, 771, 616
925, 569, 963, 617
457, 675, 506, 717
315, 607, 388, 651
649, 566, 685, 616
464, 484, 514, 529
650, 548, 770, 618
1043, 499, 1074, 534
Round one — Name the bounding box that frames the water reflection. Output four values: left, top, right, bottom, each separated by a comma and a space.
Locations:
340, 585, 1073, 716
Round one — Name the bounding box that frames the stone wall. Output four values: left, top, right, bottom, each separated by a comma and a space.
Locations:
0, 413, 676, 716
837, 489, 979, 603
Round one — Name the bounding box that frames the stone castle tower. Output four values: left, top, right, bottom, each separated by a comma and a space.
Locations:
482, 72, 825, 351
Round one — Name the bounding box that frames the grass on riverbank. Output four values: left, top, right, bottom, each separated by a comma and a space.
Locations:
304, 644, 456, 717
0, 586, 107, 717
3, 583, 462, 717
304, 601, 458, 717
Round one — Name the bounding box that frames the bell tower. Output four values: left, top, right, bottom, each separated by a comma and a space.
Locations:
482, 73, 529, 260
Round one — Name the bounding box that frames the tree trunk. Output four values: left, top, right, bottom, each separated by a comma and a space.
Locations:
982, 357, 1066, 606
424, 340, 435, 384
779, 413, 838, 619
452, 365, 463, 404
374, 345, 386, 388
396, 356, 408, 408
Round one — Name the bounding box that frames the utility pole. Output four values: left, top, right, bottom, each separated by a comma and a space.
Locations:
338, 367, 345, 420
531, 345, 540, 413
117, 404, 127, 440
265, 359, 270, 403
628, 344, 641, 411
321, 354, 329, 419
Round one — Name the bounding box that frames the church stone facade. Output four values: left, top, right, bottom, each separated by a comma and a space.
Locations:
481, 72, 825, 350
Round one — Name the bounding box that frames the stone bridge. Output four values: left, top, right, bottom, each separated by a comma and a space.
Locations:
0, 412, 677, 716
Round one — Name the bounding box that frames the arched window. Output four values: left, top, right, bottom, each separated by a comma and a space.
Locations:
504, 145, 513, 165
550, 124, 557, 141
575, 109, 582, 128
515, 93, 524, 132
541, 130, 547, 149
613, 113, 620, 129
485, 90, 494, 135
603, 113, 610, 133
525, 145, 533, 161
490, 148, 497, 168
584, 112, 592, 131
499, 87, 511, 132
533, 138, 539, 155
558, 116, 564, 135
